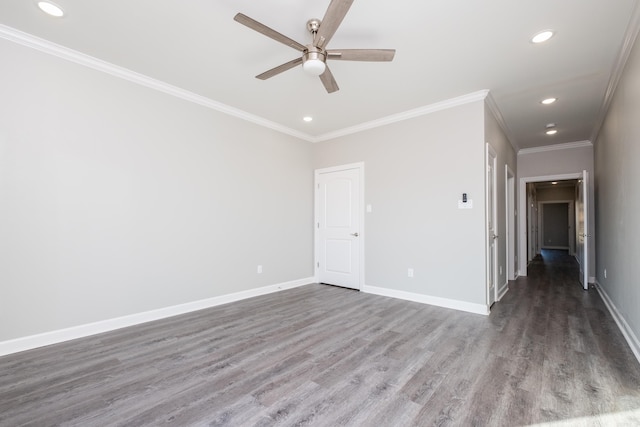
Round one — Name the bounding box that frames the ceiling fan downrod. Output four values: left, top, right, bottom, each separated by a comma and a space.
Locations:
303, 19, 326, 76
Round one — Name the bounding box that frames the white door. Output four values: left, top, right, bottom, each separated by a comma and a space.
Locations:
577, 170, 589, 290
528, 185, 538, 261
506, 166, 516, 280
316, 164, 362, 290
487, 145, 498, 306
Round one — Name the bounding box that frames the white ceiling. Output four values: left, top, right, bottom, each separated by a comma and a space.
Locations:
1, 0, 639, 150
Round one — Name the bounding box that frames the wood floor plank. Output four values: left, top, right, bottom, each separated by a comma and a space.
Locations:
1, 249, 639, 426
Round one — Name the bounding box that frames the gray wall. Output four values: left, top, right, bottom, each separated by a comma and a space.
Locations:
536, 186, 575, 201
0, 34, 519, 344
312, 101, 488, 305
485, 106, 518, 290
0, 39, 314, 341
542, 203, 570, 248
594, 28, 640, 349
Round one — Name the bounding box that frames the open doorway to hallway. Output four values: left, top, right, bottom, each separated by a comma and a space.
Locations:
519, 172, 590, 288
527, 180, 578, 260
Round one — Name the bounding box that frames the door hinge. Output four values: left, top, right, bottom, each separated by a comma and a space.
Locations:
317, 261, 319, 268
317, 222, 320, 229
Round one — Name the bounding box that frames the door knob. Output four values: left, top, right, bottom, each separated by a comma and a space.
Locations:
351, 232, 359, 237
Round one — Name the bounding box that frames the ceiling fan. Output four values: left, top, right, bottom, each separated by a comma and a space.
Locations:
234, 0, 395, 93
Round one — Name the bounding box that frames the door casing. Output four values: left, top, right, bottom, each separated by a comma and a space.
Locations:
577, 170, 589, 289
486, 144, 498, 307
518, 172, 587, 277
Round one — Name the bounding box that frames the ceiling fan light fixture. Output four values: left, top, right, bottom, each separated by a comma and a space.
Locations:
37, 1, 65, 17
302, 47, 327, 76
303, 58, 326, 76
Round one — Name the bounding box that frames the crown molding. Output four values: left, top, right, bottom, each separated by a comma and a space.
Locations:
1, 24, 489, 145
517, 140, 592, 155
0, 24, 315, 142
590, 0, 640, 143
484, 92, 520, 153
311, 90, 490, 142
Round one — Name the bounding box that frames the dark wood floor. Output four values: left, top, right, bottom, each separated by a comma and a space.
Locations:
1, 250, 640, 426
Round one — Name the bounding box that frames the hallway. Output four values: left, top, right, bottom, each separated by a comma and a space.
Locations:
491, 248, 640, 424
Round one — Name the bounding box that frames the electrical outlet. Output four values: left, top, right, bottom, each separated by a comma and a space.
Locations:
408, 268, 414, 278
257, 265, 263, 274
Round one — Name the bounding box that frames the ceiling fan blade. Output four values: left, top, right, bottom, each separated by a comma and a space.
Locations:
234, 13, 306, 52
319, 66, 339, 93
314, 0, 355, 50
256, 57, 303, 80
327, 49, 396, 62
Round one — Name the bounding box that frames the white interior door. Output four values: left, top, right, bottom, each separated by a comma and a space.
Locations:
316, 165, 362, 290
506, 166, 516, 280
528, 186, 538, 260
577, 170, 589, 290
487, 145, 498, 306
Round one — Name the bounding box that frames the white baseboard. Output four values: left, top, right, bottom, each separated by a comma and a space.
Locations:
497, 281, 509, 301
594, 281, 640, 365
0, 277, 313, 357
362, 285, 489, 315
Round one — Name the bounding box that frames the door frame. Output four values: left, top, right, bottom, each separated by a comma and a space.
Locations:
577, 170, 589, 290
314, 162, 365, 290
486, 144, 498, 306
518, 172, 583, 277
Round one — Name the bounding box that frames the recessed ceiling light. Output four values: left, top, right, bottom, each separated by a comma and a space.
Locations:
541, 97, 557, 105
531, 30, 554, 44
551, 181, 558, 185
303, 116, 313, 122
546, 129, 558, 135
37, 1, 64, 17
